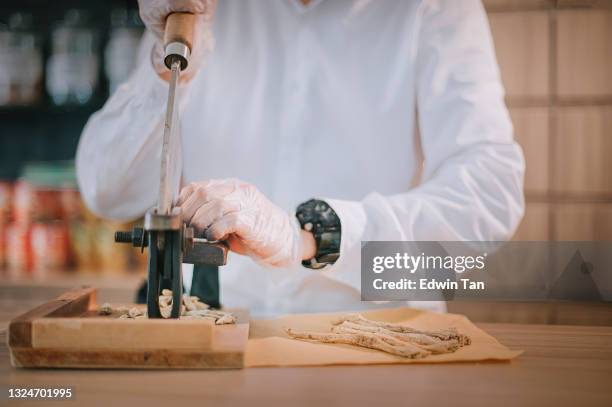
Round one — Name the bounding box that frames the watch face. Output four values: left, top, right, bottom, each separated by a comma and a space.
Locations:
296, 199, 341, 268
319, 230, 341, 253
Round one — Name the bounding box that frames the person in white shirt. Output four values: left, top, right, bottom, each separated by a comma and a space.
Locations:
76, 0, 525, 317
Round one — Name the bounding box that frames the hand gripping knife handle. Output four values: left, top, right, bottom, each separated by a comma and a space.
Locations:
163, 13, 195, 71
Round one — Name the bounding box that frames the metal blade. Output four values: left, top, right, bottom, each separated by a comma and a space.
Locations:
158, 59, 181, 215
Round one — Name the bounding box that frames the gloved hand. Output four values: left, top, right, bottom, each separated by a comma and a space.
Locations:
137, 0, 217, 81
176, 179, 315, 268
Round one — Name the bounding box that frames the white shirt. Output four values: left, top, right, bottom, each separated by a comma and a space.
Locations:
76, 0, 524, 317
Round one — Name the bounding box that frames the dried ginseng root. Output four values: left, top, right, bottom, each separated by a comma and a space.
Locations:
104, 291, 237, 324
332, 314, 471, 346
286, 329, 429, 359
331, 323, 460, 354
286, 313, 471, 359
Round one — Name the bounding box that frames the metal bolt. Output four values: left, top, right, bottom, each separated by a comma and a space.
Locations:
115, 231, 133, 243
114, 227, 146, 247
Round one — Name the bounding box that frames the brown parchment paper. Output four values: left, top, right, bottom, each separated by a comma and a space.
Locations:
245, 307, 522, 367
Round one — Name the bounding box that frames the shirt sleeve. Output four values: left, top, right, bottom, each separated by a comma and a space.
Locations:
320, 0, 525, 291
76, 30, 187, 220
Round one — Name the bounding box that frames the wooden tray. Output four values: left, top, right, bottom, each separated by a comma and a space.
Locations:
7, 287, 249, 369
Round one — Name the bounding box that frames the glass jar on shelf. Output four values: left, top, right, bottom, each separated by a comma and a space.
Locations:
105, 7, 143, 94
0, 13, 43, 106
46, 9, 100, 106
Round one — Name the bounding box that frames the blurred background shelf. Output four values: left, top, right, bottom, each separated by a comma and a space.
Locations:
0, 1, 147, 281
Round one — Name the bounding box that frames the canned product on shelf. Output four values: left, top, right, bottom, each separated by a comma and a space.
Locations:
69, 220, 97, 272
0, 13, 43, 106
95, 220, 132, 273
6, 222, 31, 274
0, 182, 12, 222
31, 221, 70, 274
60, 188, 83, 220
0, 182, 11, 270
0, 222, 6, 271
12, 180, 32, 224
13, 183, 81, 225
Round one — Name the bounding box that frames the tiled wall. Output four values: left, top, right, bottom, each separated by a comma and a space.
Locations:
484, 0, 612, 240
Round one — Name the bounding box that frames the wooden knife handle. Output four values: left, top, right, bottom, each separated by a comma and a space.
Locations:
164, 12, 196, 51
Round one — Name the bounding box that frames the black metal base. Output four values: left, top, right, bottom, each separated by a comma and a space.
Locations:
191, 265, 221, 309
146, 230, 183, 318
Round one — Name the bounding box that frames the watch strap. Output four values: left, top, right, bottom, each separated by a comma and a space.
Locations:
295, 199, 341, 269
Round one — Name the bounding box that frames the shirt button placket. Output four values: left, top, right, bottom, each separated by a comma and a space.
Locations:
275, 28, 309, 209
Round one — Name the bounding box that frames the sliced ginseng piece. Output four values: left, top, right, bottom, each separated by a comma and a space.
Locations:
98, 303, 113, 315
106, 291, 237, 324
215, 314, 238, 325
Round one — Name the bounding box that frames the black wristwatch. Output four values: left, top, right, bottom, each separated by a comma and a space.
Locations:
295, 199, 341, 269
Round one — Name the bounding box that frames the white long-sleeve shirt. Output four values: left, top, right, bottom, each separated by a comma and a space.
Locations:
77, 0, 524, 317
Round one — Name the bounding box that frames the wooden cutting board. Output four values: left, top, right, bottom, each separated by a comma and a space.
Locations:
7, 287, 249, 369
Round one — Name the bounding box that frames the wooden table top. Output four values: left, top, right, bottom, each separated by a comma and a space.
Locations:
2, 321, 612, 406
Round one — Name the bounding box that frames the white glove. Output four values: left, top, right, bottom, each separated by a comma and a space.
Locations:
176, 179, 307, 268
137, 0, 217, 81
